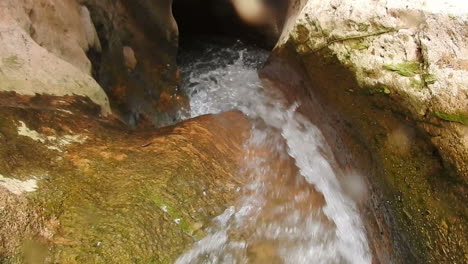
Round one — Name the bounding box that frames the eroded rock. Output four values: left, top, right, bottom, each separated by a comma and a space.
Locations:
82, 0, 186, 127
0, 0, 111, 115
1, 0, 101, 75
278, 0, 468, 180
263, 0, 467, 262
0, 0, 188, 126
0, 97, 250, 263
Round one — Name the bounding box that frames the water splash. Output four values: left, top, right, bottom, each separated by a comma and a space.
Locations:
177, 39, 371, 264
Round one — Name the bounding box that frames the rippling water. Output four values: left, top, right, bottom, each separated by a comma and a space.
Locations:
177, 39, 371, 264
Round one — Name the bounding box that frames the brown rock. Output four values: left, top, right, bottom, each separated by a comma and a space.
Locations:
0, 94, 250, 263
82, 0, 186, 127
262, 1, 468, 262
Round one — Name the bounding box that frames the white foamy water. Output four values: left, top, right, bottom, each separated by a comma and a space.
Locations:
177, 39, 371, 264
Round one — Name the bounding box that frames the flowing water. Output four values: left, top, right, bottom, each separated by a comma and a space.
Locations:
176, 39, 371, 264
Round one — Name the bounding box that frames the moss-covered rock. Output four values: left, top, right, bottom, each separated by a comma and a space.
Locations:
278, 0, 468, 181
263, 0, 467, 262
0, 94, 249, 263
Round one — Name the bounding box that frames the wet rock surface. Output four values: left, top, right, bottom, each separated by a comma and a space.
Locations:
263, 0, 467, 262
1, 0, 467, 263
0, 95, 249, 263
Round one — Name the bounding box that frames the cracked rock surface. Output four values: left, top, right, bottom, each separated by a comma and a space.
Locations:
279, 0, 467, 180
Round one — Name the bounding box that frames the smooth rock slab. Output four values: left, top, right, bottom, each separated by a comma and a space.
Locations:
0, 98, 250, 263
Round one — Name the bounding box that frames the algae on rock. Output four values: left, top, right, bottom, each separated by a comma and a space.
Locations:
0, 98, 250, 263
268, 0, 468, 262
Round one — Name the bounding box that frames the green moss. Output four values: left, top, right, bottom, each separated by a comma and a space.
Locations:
410, 78, 424, 90
362, 68, 379, 78
402, 208, 412, 220
360, 103, 467, 261
0, 106, 243, 263
287, 41, 467, 263
422, 73, 437, 85
383, 61, 421, 77
434, 112, 468, 125
364, 86, 391, 95
351, 41, 370, 50
148, 194, 197, 236
0, 112, 57, 179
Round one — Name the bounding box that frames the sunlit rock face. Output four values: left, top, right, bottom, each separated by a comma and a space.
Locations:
1, 0, 291, 126
263, 0, 467, 262
277, 0, 468, 181
1, 0, 102, 75
0, 0, 187, 127
0, 0, 111, 115
0, 95, 250, 263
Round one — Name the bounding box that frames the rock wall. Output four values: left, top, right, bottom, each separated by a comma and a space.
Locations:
0, 0, 187, 127
0, 0, 110, 114
81, 0, 186, 127
3, 0, 101, 75
263, 0, 467, 262
278, 0, 468, 180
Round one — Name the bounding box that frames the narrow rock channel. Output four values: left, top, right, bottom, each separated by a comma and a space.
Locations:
0, 0, 466, 263
175, 38, 370, 263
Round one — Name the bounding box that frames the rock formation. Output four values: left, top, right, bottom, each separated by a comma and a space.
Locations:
262, 0, 467, 262
1, 0, 467, 263
0, 96, 249, 262
1, 0, 186, 127
0, 4, 250, 262
81, 0, 186, 127
0, 0, 110, 115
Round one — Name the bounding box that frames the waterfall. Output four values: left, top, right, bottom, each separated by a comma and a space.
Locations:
176, 39, 371, 264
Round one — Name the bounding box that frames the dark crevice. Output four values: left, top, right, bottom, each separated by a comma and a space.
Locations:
173, 0, 288, 50
82, 0, 290, 128
82, 4, 112, 89
86, 47, 103, 83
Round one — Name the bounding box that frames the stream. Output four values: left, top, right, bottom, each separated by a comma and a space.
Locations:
176, 39, 371, 264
